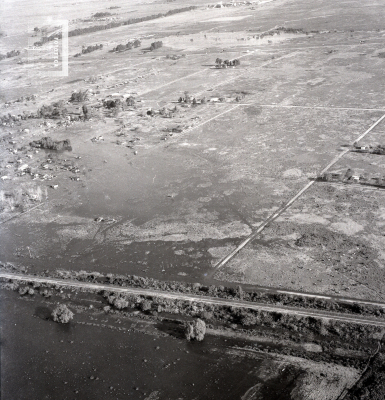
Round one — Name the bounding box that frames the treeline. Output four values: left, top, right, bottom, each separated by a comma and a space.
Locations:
49, 270, 385, 320
112, 39, 141, 52
34, 6, 196, 46
74, 43, 103, 57
93, 12, 112, 18
150, 41, 163, 51
0, 50, 21, 61
257, 26, 318, 40
100, 290, 382, 347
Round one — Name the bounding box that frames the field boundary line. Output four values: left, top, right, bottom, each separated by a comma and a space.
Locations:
182, 104, 241, 134
214, 113, 385, 269
241, 104, 385, 112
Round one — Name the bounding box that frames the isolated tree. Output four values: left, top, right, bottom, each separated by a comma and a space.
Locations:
184, 91, 191, 103
215, 58, 222, 65
344, 168, 354, 180
126, 96, 135, 106
185, 318, 206, 341
52, 304, 74, 323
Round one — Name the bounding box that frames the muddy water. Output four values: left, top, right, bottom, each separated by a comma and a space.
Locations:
1, 290, 303, 400
0, 139, 255, 281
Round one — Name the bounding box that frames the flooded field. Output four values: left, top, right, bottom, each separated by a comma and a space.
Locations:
1, 0, 385, 397
1, 289, 361, 400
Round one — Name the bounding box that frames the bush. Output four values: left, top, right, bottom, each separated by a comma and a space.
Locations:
52, 304, 74, 323
113, 297, 128, 309
185, 318, 206, 341
81, 44, 103, 54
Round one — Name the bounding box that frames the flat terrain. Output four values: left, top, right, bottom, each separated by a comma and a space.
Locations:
1, 0, 385, 398
2, 0, 385, 297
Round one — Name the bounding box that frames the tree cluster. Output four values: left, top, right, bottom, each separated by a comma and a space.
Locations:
178, 91, 205, 105
70, 90, 89, 102
215, 58, 240, 68
74, 43, 103, 57
93, 12, 112, 18
149, 41, 163, 51
166, 54, 185, 60
258, 27, 306, 40
33, 7, 196, 47
52, 304, 74, 323
112, 40, 141, 52
37, 101, 68, 118
0, 49, 21, 61
185, 319, 206, 341
103, 98, 122, 109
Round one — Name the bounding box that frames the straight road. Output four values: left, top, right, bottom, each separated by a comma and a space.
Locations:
2, 272, 385, 328
214, 113, 385, 269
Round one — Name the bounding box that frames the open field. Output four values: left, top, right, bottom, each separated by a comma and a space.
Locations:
1, 0, 385, 398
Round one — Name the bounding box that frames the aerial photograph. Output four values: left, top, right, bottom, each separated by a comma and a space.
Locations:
1, 0, 385, 398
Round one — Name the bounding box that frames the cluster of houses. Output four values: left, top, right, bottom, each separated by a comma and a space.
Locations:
351, 144, 385, 155
319, 169, 385, 188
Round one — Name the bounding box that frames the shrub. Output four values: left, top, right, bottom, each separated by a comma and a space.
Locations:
18, 286, 29, 295
113, 297, 128, 309
52, 304, 74, 323
185, 318, 206, 341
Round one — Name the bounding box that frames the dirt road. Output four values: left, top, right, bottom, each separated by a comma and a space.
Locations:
2, 272, 385, 328
214, 113, 385, 269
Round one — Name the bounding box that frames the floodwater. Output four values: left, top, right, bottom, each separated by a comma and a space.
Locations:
1, 290, 304, 400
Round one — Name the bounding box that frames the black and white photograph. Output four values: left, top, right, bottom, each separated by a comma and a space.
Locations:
1, 0, 385, 398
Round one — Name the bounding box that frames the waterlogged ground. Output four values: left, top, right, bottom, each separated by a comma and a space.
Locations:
0, 290, 360, 400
